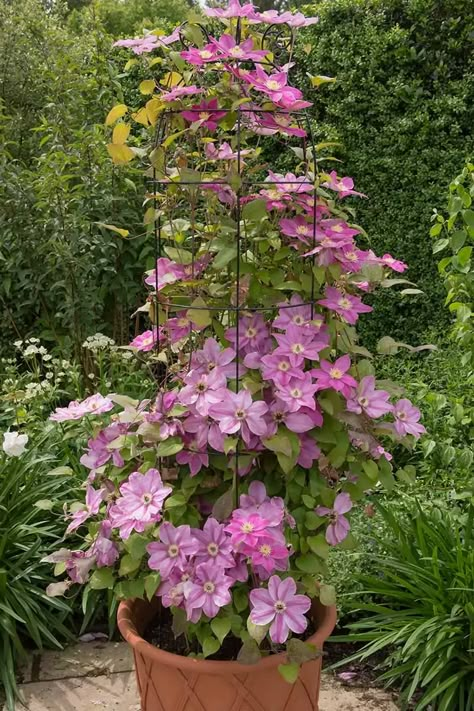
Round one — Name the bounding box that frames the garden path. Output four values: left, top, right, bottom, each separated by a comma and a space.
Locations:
7, 641, 398, 710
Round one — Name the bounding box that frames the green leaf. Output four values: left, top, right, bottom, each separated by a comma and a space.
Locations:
213, 245, 237, 270
362, 460, 379, 480
119, 554, 141, 577
237, 639, 261, 665
125, 534, 149, 560
156, 438, 183, 456
90, 568, 115, 590
286, 639, 320, 664
144, 573, 161, 601
278, 662, 300, 684
296, 553, 324, 574
211, 617, 232, 644
34, 499, 54, 510
115, 579, 145, 599
164, 493, 187, 509
242, 199, 267, 222
307, 534, 330, 559
319, 583, 336, 606
212, 488, 234, 521
202, 636, 220, 658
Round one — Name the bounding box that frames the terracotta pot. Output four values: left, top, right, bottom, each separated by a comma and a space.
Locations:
118, 596, 337, 711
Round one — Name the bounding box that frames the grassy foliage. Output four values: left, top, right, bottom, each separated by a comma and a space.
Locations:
337, 504, 474, 710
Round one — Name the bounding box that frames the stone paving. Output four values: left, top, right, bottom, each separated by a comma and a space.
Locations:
8, 641, 398, 710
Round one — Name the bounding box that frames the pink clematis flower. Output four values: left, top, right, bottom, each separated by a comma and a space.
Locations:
297, 433, 321, 467
249, 575, 311, 644
144, 257, 184, 290
273, 294, 315, 331
176, 431, 209, 476
209, 389, 269, 442
50, 394, 114, 422
108, 469, 172, 539
379, 253, 408, 273
205, 0, 257, 19
225, 511, 271, 548
279, 216, 316, 245
317, 286, 372, 325
249, 112, 307, 138
211, 34, 268, 62
239, 482, 285, 528
267, 398, 320, 435
129, 328, 162, 352
159, 85, 202, 102
346, 376, 393, 419
147, 523, 199, 579
66, 485, 106, 534
253, 9, 319, 27
205, 141, 251, 162
113, 27, 180, 54
182, 411, 225, 453
316, 492, 352, 545
184, 562, 233, 621
179, 368, 227, 416
276, 373, 319, 413
190, 337, 236, 379
80, 422, 128, 474
392, 399, 426, 438
180, 42, 221, 66
311, 355, 358, 398
192, 517, 235, 569
250, 533, 290, 579
322, 171, 366, 198
181, 98, 226, 132
164, 313, 204, 344
259, 352, 305, 385
273, 325, 328, 361
246, 67, 312, 109
90, 521, 120, 568
225, 314, 271, 356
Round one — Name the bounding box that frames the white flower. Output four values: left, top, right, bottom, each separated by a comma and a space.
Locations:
3, 431, 29, 457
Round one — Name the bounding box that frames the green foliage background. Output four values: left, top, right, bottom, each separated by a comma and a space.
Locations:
295, 0, 474, 345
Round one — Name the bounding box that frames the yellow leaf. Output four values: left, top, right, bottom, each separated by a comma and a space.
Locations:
124, 58, 138, 72
188, 297, 211, 328
139, 79, 156, 95
112, 122, 131, 145
146, 98, 164, 125
105, 103, 128, 126
308, 74, 336, 88
150, 28, 166, 36
132, 107, 150, 127
149, 57, 163, 68
95, 222, 130, 238
160, 71, 182, 88
303, 43, 312, 55
106, 143, 136, 165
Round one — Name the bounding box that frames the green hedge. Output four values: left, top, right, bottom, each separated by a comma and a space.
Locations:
294, 0, 474, 345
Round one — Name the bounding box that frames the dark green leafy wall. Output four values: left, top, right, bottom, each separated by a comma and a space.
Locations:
293, 0, 474, 345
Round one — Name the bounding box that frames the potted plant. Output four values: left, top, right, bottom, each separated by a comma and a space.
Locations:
46, 3, 426, 709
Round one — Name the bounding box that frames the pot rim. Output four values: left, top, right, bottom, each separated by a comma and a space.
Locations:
118, 597, 337, 675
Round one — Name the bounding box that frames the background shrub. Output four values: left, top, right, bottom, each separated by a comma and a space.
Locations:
295, 0, 474, 346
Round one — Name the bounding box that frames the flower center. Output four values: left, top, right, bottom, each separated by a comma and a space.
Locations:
246, 327, 257, 338
142, 493, 153, 505
199, 111, 210, 120
338, 298, 351, 310
358, 396, 369, 407
259, 544, 272, 557
203, 581, 215, 593
235, 409, 246, 420
230, 46, 244, 57
197, 382, 207, 392
293, 315, 304, 325
241, 522, 254, 533
200, 50, 213, 59
329, 368, 343, 379
266, 80, 281, 90
274, 411, 284, 422
291, 343, 304, 354
296, 225, 309, 235
332, 224, 343, 233
345, 251, 357, 261
168, 544, 180, 558
181, 572, 190, 582
290, 388, 302, 398
397, 410, 407, 420
207, 361, 216, 371
274, 600, 287, 613
207, 542, 219, 556
278, 360, 289, 371
178, 318, 189, 327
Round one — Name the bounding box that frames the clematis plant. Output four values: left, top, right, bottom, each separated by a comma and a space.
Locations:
47, 0, 426, 673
